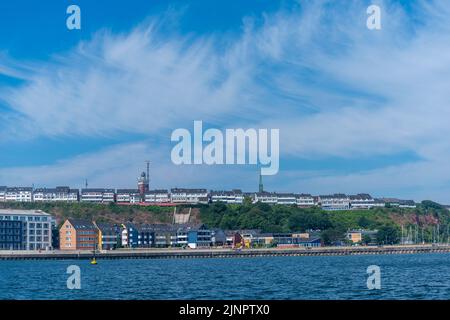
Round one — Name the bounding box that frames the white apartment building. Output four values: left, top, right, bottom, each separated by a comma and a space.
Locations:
33, 187, 79, 202
0, 186, 6, 202
170, 188, 208, 204
319, 194, 350, 211
144, 190, 170, 204
253, 192, 278, 204
276, 193, 297, 205
210, 190, 244, 204
296, 194, 315, 207
0, 209, 54, 250
4, 187, 33, 202
116, 189, 141, 204
81, 188, 115, 203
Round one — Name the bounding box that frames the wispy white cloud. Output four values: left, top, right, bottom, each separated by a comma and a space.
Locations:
2, 1, 450, 201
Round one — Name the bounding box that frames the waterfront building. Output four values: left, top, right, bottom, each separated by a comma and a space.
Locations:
0, 209, 53, 250
60, 219, 98, 250
95, 222, 120, 250
81, 188, 115, 203
5, 187, 33, 202
170, 188, 208, 204
0, 220, 23, 250
319, 194, 350, 211
211, 229, 227, 246
176, 224, 211, 248
296, 194, 315, 207
144, 189, 171, 204
116, 189, 141, 204
120, 223, 139, 248
152, 224, 178, 247
346, 229, 378, 244
297, 237, 322, 248
210, 190, 244, 204
33, 186, 79, 203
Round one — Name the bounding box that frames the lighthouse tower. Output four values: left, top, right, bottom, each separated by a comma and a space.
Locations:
138, 161, 150, 195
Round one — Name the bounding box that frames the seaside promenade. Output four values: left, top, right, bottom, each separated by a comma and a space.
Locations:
1, 244, 450, 260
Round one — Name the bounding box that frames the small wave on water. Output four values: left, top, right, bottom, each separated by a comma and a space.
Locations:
0, 253, 449, 300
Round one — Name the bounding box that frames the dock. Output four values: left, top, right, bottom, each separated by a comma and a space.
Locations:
1, 244, 450, 260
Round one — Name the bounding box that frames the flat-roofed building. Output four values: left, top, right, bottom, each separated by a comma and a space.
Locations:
60, 219, 98, 250
116, 189, 141, 204
33, 186, 79, 203
170, 188, 208, 204
296, 194, 315, 207
5, 187, 33, 202
0, 209, 54, 250
210, 190, 244, 204
81, 188, 115, 203
144, 189, 170, 204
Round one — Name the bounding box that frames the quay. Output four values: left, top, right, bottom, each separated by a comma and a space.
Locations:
1, 244, 450, 260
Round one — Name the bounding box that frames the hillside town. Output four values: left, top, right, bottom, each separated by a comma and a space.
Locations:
0, 167, 425, 252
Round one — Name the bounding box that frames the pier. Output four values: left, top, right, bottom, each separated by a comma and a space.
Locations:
1, 244, 450, 260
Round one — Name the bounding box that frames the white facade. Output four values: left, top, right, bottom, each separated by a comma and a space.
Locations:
170, 188, 208, 204
210, 190, 244, 204
296, 194, 315, 207
320, 194, 350, 211
276, 193, 297, 205
144, 190, 170, 203
0, 187, 5, 202
4, 188, 33, 202
253, 192, 278, 204
81, 189, 115, 203
33, 187, 78, 203
116, 189, 141, 204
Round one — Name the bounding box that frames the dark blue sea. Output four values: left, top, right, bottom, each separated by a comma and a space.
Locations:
1, 253, 449, 299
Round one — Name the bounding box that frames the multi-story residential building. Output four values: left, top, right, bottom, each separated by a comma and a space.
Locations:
296, 194, 315, 207
253, 192, 278, 204
177, 224, 211, 248
116, 189, 141, 204
5, 187, 33, 202
170, 188, 208, 204
319, 194, 350, 211
120, 223, 134, 248
152, 224, 178, 247
398, 200, 416, 208
0, 220, 23, 250
275, 193, 297, 205
33, 186, 79, 203
60, 219, 98, 250
144, 190, 171, 204
210, 190, 244, 204
0, 186, 6, 202
0, 209, 53, 250
349, 194, 374, 209
80, 188, 115, 203
94, 222, 119, 250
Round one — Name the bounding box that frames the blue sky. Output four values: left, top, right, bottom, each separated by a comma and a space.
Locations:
1, 0, 450, 202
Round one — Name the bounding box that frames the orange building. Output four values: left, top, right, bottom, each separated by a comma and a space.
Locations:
60, 219, 98, 250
